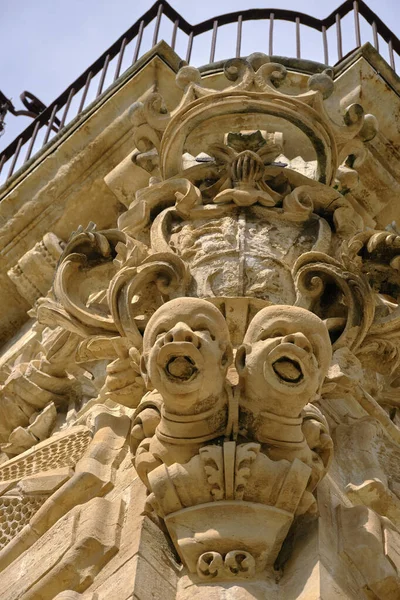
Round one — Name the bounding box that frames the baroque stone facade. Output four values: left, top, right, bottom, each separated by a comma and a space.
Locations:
1, 35, 400, 600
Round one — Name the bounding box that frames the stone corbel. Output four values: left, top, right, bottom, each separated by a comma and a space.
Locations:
0, 410, 130, 571
0, 496, 123, 600
131, 298, 333, 581
7, 232, 64, 307
338, 504, 400, 599
148, 441, 311, 577
0, 327, 82, 457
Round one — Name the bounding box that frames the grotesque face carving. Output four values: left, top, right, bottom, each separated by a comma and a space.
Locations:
141, 298, 233, 414
236, 305, 332, 418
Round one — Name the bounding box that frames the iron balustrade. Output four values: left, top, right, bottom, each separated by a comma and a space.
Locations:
1, 0, 399, 186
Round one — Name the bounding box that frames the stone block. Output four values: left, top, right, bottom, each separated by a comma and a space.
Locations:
0, 496, 123, 599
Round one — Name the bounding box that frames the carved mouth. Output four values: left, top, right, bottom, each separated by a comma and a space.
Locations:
165, 355, 198, 382
272, 357, 303, 383
156, 342, 204, 389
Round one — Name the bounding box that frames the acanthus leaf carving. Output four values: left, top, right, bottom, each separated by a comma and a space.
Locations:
108, 251, 189, 349
293, 251, 375, 352
52, 224, 124, 335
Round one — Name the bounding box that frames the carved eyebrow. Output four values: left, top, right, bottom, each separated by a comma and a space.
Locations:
192, 316, 215, 330
256, 320, 288, 340
154, 329, 167, 337
257, 330, 277, 341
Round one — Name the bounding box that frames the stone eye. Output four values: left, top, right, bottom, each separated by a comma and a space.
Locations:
195, 327, 215, 341
258, 330, 283, 341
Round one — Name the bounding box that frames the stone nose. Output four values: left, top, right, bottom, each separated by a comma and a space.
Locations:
281, 332, 312, 353
165, 322, 199, 346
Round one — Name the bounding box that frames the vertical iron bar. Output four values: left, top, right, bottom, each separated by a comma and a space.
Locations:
354, 1, 361, 46
114, 37, 127, 81
171, 19, 179, 50
186, 31, 194, 63
60, 88, 75, 129
269, 13, 274, 56
133, 20, 145, 63
210, 20, 218, 63
24, 120, 41, 161
0, 154, 6, 177
97, 54, 110, 97
296, 17, 301, 59
336, 13, 343, 60
372, 21, 379, 51
152, 3, 163, 46
7, 137, 23, 179
236, 15, 242, 58
42, 104, 58, 146
322, 25, 329, 64
389, 39, 395, 70
78, 71, 93, 114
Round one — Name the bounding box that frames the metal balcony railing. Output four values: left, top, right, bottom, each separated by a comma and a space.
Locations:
0, 0, 399, 188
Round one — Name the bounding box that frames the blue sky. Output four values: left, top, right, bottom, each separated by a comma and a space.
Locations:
1, 0, 399, 152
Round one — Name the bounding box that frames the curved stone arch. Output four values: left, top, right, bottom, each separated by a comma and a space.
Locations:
160, 91, 337, 184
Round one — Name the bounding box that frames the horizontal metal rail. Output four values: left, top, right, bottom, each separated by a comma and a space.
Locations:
1, 0, 399, 186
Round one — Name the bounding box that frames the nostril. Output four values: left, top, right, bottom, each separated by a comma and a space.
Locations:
165, 333, 173, 343
185, 334, 193, 342
297, 334, 312, 352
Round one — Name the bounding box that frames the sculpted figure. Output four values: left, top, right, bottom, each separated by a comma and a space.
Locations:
133, 297, 233, 484
236, 305, 333, 489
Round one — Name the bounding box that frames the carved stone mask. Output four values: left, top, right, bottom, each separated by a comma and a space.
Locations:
236, 305, 332, 417
141, 298, 233, 413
